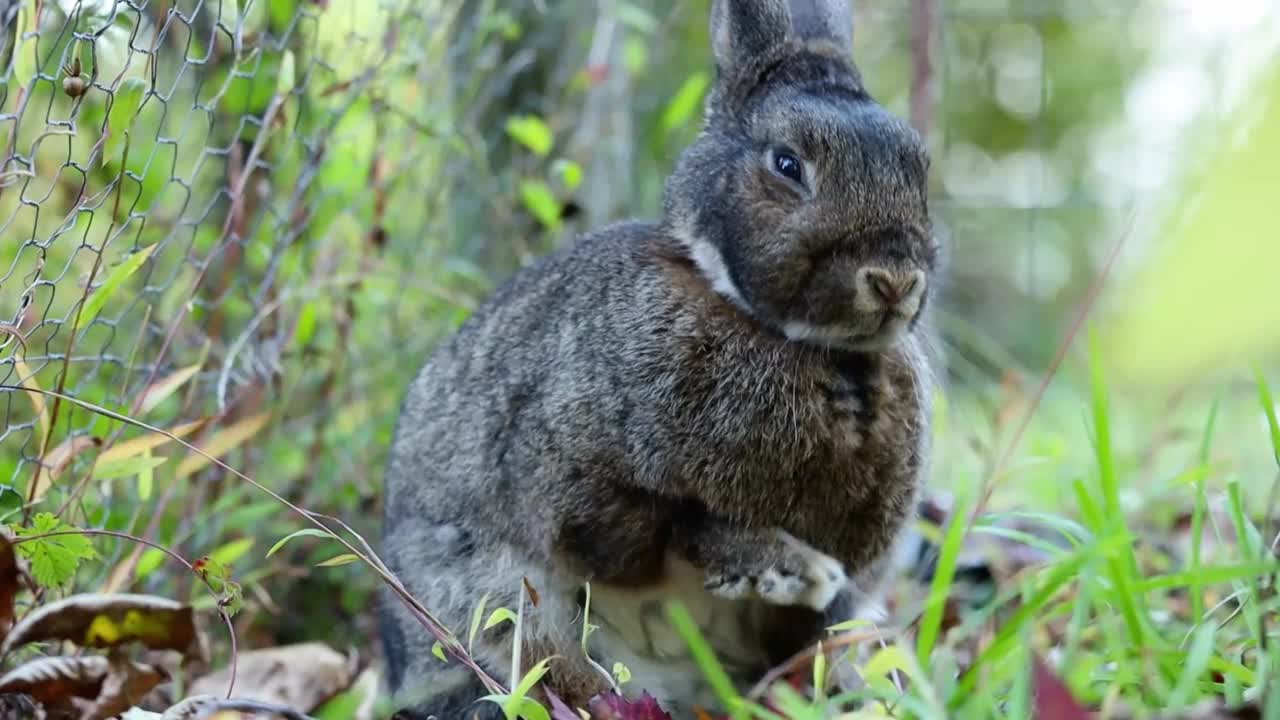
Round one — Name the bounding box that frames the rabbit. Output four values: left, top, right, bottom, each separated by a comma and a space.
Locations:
379, 0, 939, 716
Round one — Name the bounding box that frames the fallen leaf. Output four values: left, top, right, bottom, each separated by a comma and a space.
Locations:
587, 691, 674, 720
187, 642, 350, 712
32, 435, 101, 501
0, 532, 18, 642
1031, 654, 1093, 720
73, 657, 169, 720
0, 693, 41, 720
0, 655, 109, 710
0, 593, 198, 657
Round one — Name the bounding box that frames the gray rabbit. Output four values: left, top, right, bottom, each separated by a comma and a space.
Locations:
380, 0, 938, 716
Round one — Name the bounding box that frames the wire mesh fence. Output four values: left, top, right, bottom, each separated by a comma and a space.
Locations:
0, 0, 1155, 617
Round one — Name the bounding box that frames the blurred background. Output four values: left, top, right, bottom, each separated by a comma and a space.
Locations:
0, 0, 1278, 669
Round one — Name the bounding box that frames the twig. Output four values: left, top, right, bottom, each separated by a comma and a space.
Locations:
968, 212, 1136, 527
746, 628, 891, 700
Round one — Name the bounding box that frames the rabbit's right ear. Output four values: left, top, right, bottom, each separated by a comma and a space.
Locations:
710, 0, 793, 72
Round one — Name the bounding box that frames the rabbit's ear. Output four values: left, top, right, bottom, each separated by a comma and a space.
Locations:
710, 0, 793, 71
787, 0, 854, 53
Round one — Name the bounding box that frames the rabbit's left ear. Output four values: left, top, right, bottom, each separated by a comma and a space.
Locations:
788, 0, 854, 53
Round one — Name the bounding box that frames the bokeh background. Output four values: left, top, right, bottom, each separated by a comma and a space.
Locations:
1, 0, 1278, 678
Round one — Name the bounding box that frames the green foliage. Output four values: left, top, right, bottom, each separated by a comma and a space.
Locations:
12, 514, 98, 589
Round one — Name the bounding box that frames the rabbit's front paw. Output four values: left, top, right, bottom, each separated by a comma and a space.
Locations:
704, 534, 848, 611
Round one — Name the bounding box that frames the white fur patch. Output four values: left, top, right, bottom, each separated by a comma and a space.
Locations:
585, 557, 771, 714
671, 221, 749, 310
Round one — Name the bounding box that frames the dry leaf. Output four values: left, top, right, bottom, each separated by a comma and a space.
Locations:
13, 356, 50, 440
1, 593, 198, 657
72, 657, 168, 720
0, 655, 110, 710
32, 435, 102, 502
98, 418, 211, 465
137, 364, 202, 415
0, 532, 18, 642
187, 643, 349, 712
175, 413, 270, 479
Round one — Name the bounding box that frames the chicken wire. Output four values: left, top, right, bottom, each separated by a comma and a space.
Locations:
0, 0, 1144, 532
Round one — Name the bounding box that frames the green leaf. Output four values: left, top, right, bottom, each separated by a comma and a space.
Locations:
135, 548, 166, 581
10, 4, 37, 87
667, 602, 748, 720
612, 661, 631, 685
468, 593, 491, 652
79, 244, 158, 327
518, 180, 562, 231
660, 73, 710, 134
276, 50, 297, 97
316, 553, 360, 567
432, 641, 448, 662
483, 607, 517, 631
12, 513, 98, 588
918, 494, 971, 662
137, 448, 155, 501
91, 454, 167, 481
103, 77, 148, 166
552, 159, 583, 192
266, 528, 336, 558
209, 538, 254, 567
294, 302, 319, 347
505, 116, 554, 157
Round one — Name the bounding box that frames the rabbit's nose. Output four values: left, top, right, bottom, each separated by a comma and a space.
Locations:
858, 267, 926, 316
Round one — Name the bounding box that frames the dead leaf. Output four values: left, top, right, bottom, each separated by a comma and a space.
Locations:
587, 691, 674, 720
175, 413, 270, 479
0, 693, 42, 720
32, 435, 102, 501
0, 655, 109, 710
187, 642, 349, 712
98, 418, 211, 464
71, 657, 168, 720
13, 356, 50, 440
137, 364, 202, 415
0, 593, 198, 657
1032, 654, 1093, 720
0, 532, 18, 642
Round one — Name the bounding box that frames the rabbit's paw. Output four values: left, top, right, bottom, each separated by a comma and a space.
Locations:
704, 537, 847, 611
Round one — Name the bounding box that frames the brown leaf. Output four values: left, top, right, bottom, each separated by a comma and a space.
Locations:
0, 655, 109, 709
187, 643, 350, 712
33, 435, 102, 501
98, 418, 211, 465
0, 532, 18, 643
13, 356, 51, 440
0, 594, 198, 657
174, 413, 270, 479
1031, 654, 1093, 720
73, 657, 168, 720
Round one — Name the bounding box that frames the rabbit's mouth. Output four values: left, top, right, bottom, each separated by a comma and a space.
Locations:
781, 310, 913, 353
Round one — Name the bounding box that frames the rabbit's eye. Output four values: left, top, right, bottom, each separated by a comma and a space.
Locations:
773, 150, 804, 185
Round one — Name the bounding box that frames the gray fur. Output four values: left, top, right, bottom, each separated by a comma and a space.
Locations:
382, 1, 938, 715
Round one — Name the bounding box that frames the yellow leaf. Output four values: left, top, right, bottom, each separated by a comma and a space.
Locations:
32, 436, 100, 501
316, 553, 360, 568
13, 357, 50, 440
98, 418, 210, 464
137, 363, 202, 415
174, 413, 270, 479
1110, 58, 1280, 382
